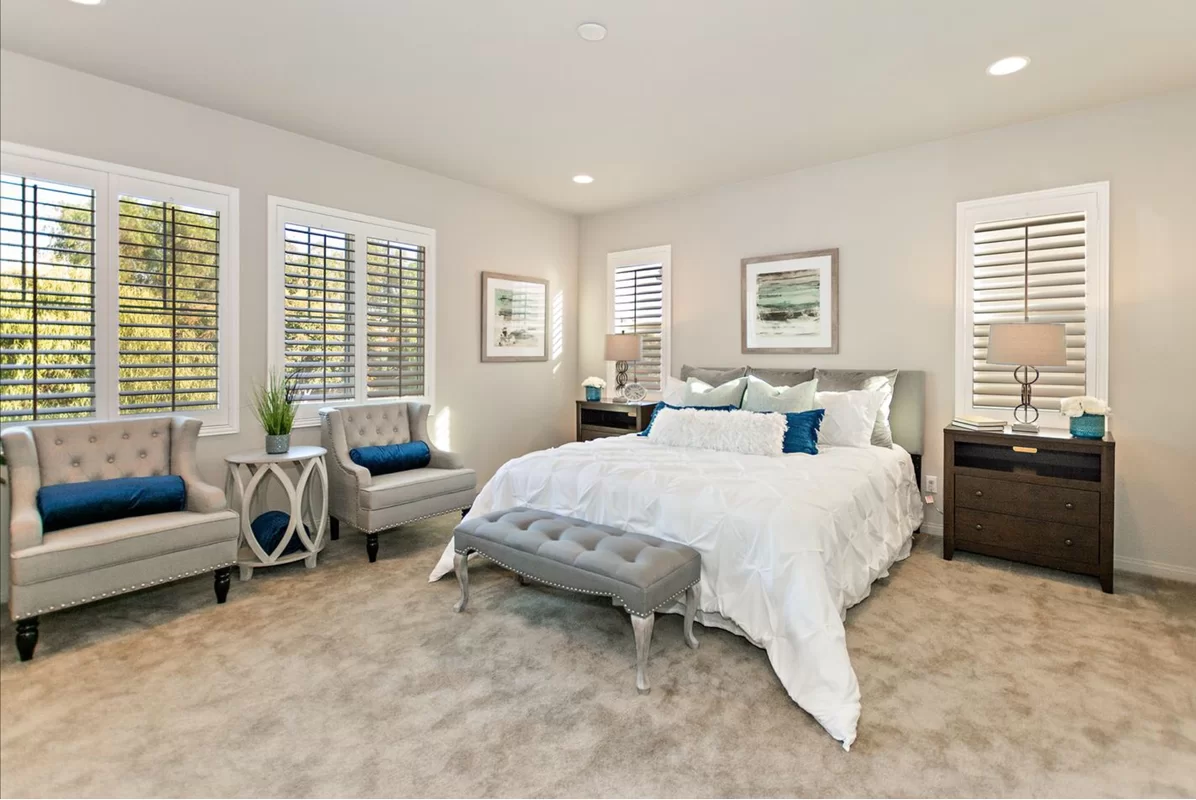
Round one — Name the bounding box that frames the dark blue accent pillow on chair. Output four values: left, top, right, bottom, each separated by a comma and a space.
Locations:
251, 510, 306, 557
349, 441, 432, 476
37, 475, 187, 533
639, 402, 738, 437
781, 409, 825, 455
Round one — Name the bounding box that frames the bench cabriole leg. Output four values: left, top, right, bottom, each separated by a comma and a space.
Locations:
683, 584, 700, 649
453, 552, 470, 613
631, 612, 654, 694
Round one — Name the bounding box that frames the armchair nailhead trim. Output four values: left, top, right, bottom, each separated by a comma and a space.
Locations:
14, 561, 237, 620
362, 505, 473, 534
454, 547, 699, 618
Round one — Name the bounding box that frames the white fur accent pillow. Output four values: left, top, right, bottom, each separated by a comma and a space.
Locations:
647, 408, 785, 456
815, 389, 883, 448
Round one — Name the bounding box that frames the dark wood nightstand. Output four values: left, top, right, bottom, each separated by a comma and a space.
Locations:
944, 425, 1116, 592
576, 399, 657, 441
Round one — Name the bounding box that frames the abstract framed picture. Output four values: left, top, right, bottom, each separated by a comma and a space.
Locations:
741, 248, 838, 354
480, 271, 549, 362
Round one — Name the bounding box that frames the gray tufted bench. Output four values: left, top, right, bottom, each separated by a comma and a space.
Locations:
452, 508, 701, 693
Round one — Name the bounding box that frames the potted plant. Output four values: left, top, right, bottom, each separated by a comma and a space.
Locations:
253, 370, 298, 454
1060, 396, 1110, 439
582, 376, 606, 402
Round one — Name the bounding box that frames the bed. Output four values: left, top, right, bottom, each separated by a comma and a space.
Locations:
429, 370, 925, 750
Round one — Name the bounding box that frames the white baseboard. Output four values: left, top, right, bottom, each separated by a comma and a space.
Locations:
915, 528, 1196, 584
1112, 556, 1196, 583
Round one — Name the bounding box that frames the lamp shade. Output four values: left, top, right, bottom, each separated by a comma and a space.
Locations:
604, 333, 643, 362
986, 322, 1067, 367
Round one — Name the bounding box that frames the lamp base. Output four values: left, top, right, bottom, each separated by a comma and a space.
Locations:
1010, 421, 1040, 434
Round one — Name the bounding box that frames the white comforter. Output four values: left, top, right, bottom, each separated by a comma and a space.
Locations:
429, 435, 923, 749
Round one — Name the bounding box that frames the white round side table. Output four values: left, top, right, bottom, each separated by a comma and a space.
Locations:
224, 446, 328, 581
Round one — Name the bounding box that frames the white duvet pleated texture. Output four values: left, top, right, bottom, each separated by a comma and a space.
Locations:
429, 436, 924, 750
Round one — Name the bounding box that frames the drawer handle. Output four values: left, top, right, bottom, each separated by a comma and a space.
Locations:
1064, 502, 1074, 510
975, 524, 983, 531
1012, 446, 1038, 454
1065, 538, 1074, 546
975, 490, 983, 497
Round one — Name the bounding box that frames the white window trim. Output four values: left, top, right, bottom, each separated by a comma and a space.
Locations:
955, 182, 1109, 429
0, 141, 241, 436
606, 244, 672, 394
267, 196, 436, 428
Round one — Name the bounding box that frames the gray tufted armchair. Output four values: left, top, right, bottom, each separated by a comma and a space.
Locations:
1, 416, 239, 660
320, 401, 476, 562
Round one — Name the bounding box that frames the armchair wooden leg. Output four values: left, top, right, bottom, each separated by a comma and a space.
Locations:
460, 506, 471, 519
16, 617, 39, 662
214, 567, 231, 604
366, 532, 379, 563
329, 517, 340, 541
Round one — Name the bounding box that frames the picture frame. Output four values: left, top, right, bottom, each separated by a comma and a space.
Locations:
741, 248, 838, 354
480, 271, 550, 362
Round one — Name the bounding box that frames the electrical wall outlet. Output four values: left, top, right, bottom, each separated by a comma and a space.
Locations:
925, 475, 938, 494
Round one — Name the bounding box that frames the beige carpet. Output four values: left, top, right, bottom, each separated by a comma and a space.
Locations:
1, 514, 1194, 798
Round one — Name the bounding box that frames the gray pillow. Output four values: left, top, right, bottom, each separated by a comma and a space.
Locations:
679, 365, 748, 385
747, 367, 815, 387
813, 368, 898, 448
682, 377, 748, 407
741, 375, 818, 413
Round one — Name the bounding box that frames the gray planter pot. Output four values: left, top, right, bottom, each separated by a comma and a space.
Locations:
265, 433, 291, 455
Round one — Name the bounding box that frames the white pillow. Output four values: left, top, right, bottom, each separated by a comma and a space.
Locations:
682, 376, 748, 407
741, 375, 818, 413
662, 376, 687, 406
647, 407, 785, 456
815, 389, 884, 448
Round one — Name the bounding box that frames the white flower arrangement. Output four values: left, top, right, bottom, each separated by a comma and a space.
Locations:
1060, 396, 1110, 418
582, 376, 607, 389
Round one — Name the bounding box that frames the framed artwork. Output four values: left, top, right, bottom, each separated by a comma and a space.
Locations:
741, 248, 838, 354
480, 271, 549, 362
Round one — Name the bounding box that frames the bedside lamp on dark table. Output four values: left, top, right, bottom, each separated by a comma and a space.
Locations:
605, 333, 644, 402
986, 321, 1067, 433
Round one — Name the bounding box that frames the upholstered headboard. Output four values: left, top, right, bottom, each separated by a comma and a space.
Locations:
888, 370, 925, 456
678, 366, 925, 455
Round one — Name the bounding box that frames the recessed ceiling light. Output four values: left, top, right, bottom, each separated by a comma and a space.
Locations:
68, 0, 105, 5
573, 175, 594, 184
577, 23, 607, 42
987, 56, 1030, 76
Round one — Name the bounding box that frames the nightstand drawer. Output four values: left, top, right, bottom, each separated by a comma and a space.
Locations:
955, 508, 1098, 565
955, 475, 1100, 527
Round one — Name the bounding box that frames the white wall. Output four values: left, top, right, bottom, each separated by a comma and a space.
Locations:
0, 51, 580, 593
579, 87, 1196, 581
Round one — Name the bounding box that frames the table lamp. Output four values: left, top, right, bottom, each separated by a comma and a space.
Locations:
986, 322, 1067, 433
604, 333, 643, 402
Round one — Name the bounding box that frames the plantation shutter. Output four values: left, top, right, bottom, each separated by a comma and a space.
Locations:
118, 196, 220, 413
283, 223, 356, 402
0, 174, 98, 421
972, 212, 1087, 411
612, 263, 664, 391
366, 237, 425, 398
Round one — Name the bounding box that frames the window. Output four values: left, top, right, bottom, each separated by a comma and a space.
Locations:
0, 144, 239, 433
607, 245, 671, 393
956, 183, 1108, 426
268, 197, 435, 426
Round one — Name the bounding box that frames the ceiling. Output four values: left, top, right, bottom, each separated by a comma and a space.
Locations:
2, 0, 1195, 214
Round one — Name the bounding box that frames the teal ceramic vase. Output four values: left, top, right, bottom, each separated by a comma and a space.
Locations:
1069, 413, 1105, 439
585, 386, 601, 401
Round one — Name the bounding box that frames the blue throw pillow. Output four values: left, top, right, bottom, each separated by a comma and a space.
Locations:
37, 475, 187, 533
639, 402, 738, 437
349, 441, 432, 476
781, 409, 825, 455
251, 510, 307, 557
